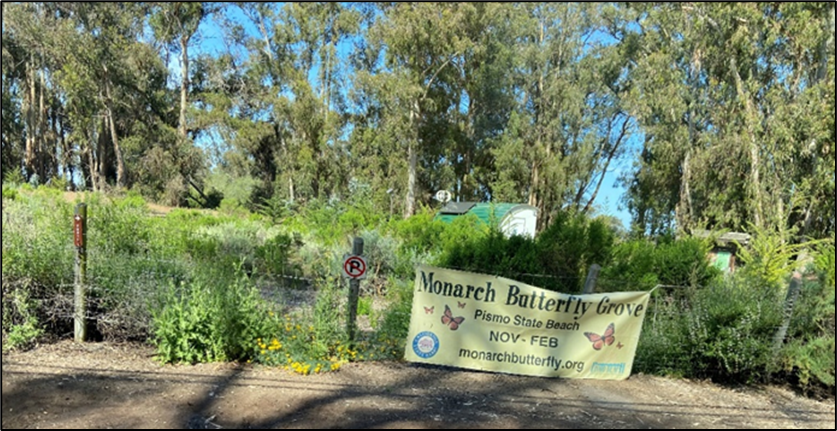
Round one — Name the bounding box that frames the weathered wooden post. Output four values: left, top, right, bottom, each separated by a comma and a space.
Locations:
582, 264, 601, 294
773, 271, 802, 353
73, 203, 88, 342
344, 237, 365, 344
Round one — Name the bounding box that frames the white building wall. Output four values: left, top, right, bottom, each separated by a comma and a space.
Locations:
501, 208, 538, 238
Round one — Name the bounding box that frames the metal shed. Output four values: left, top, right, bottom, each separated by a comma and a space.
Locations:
434, 202, 539, 238
693, 230, 752, 273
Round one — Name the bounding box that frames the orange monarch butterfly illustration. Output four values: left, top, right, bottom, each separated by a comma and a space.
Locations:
584, 322, 615, 350
457, 301, 466, 308
424, 306, 434, 314
441, 305, 465, 330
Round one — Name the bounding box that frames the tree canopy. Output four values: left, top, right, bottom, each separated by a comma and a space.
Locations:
2, 2, 833, 239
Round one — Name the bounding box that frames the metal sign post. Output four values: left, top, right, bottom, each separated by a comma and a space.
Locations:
73, 203, 88, 342
344, 238, 365, 343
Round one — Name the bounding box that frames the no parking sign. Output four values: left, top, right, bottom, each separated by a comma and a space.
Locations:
342, 254, 368, 279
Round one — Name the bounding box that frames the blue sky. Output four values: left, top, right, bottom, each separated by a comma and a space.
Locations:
177, 5, 634, 229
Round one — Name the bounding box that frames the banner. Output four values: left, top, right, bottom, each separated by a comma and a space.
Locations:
404, 265, 651, 379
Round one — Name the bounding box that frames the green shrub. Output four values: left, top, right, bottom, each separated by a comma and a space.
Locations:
777, 275, 835, 392
439, 211, 614, 293
736, 224, 831, 289
3, 168, 26, 186
635, 273, 784, 384
600, 237, 720, 292
2, 183, 19, 200
255, 232, 298, 275
357, 296, 372, 317
2, 189, 75, 288
150, 268, 270, 364
254, 280, 351, 374
372, 276, 413, 359
812, 242, 835, 289
2, 282, 44, 351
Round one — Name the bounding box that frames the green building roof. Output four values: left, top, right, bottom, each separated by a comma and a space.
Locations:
434, 202, 526, 225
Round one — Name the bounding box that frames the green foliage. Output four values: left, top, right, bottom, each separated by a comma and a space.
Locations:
2, 183, 19, 200
45, 175, 70, 192
285, 199, 387, 246
150, 268, 270, 364
777, 276, 835, 392
737, 224, 831, 289
779, 337, 835, 391
623, 3, 835, 240
357, 295, 373, 317
2, 283, 44, 351
812, 242, 836, 289
440, 211, 614, 292
207, 171, 259, 211
253, 281, 352, 374
371, 277, 414, 359
600, 236, 721, 291
2, 188, 75, 288
2, 182, 833, 393
636, 274, 784, 384
3, 169, 26, 186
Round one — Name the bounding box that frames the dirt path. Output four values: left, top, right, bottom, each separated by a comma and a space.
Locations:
2, 341, 834, 429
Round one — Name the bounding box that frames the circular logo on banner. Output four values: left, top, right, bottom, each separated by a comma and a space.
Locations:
412, 331, 439, 359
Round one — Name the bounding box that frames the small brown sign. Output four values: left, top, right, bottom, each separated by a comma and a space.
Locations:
74, 215, 84, 247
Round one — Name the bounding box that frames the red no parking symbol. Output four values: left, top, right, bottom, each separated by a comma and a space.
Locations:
342, 255, 367, 279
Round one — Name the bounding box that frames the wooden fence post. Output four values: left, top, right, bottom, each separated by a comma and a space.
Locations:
773, 272, 802, 353
583, 264, 601, 294
74, 203, 88, 342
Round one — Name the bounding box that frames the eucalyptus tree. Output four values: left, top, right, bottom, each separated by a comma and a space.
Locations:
1, 2, 27, 182
207, 2, 360, 207
149, 2, 210, 139
364, 2, 470, 218
2, 2, 60, 184
446, 2, 518, 202
488, 3, 633, 229
618, 2, 835, 238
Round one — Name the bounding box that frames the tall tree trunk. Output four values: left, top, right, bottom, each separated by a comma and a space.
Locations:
676, 150, 692, 234
404, 101, 419, 219
107, 110, 125, 188
60, 115, 71, 188
531, 17, 547, 230
280, 135, 295, 203
529, 164, 539, 207
730, 56, 763, 229
179, 35, 190, 138
677, 48, 699, 234
24, 60, 36, 181
86, 121, 99, 192
86, 148, 97, 192
97, 117, 107, 188
38, 66, 47, 181
104, 79, 125, 188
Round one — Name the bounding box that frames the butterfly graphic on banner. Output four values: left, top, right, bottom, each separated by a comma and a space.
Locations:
441, 304, 465, 330
457, 301, 466, 308
424, 306, 434, 314
584, 322, 616, 350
